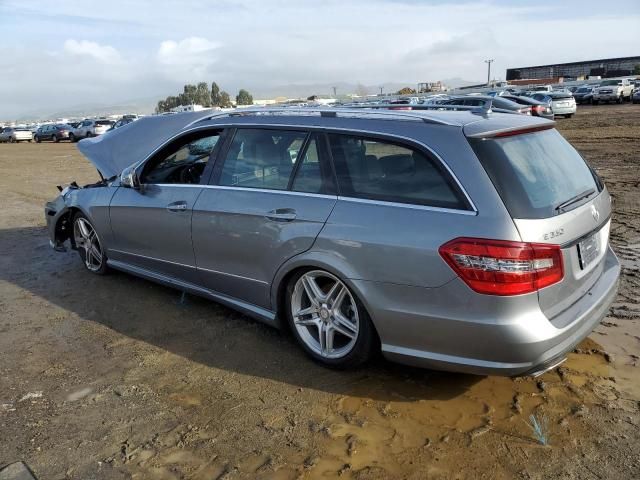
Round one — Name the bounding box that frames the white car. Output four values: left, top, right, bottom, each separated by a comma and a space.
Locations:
70, 119, 114, 142
592, 79, 634, 104
0, 127, 33, 143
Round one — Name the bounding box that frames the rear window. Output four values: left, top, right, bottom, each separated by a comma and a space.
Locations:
469, 129, 599, 219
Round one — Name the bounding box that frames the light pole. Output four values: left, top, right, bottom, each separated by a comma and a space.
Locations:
332, 86, 337, 97
484, 59, 494, 86
379, 86, 383, 95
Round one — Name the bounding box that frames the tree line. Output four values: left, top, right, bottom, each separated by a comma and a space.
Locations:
155, 82, 254, 113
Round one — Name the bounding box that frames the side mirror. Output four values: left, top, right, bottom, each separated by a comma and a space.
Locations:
120, 166, 140, 189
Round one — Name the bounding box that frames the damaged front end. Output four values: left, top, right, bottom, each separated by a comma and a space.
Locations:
44, 177, 112, 252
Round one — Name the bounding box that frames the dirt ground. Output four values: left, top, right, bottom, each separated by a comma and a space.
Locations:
1, 105, 639, 480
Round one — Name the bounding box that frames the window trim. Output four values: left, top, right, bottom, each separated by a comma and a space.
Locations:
132, 121, 476, 213
325, 130, 474, 211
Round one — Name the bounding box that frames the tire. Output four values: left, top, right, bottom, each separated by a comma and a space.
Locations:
72, 213, 108, 275
35, 136, 41, 143
53, 134, 59, 143
616, 96, 622, 104
592, 100, 599, 105
9, 137, 15, 143
285, 269, 377, 368
565, 114, 573, 118
69, 133, 76, 143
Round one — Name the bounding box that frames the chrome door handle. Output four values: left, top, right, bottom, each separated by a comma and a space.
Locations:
265, 208, 297, 222
167, 201, 188, 212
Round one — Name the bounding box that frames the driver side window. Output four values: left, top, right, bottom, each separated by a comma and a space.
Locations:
143, 132, 220, 185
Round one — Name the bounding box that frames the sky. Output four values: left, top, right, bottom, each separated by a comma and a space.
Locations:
1, 0, 639, 118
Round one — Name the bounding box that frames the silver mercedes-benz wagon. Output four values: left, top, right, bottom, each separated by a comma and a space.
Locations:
45, 107, 620, 376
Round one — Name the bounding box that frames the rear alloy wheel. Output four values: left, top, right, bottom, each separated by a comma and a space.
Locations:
69, 133, 75, 142
286, 269, 376, 368
73, 214, 108, 274
53, 134, 59, 143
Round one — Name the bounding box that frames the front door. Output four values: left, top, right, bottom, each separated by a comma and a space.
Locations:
192, 129, 337, 309
108, 130, 222, 284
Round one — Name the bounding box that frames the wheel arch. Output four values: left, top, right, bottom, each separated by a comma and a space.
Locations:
54, 205, 93, 248
271, 252, 379, 337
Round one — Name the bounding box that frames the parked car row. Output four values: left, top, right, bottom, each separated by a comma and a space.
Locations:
0, 115, 140, 145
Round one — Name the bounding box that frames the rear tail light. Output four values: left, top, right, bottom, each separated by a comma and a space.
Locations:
439, 237, 563, 296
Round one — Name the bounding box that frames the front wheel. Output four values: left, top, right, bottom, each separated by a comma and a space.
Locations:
286, 269, 377, 368
592, 99, 599, 105
72, 213, 108, 274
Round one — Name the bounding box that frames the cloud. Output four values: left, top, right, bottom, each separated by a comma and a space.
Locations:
157, 37, 220, 66
1, 0, 640, 119
63, 39, 122, 64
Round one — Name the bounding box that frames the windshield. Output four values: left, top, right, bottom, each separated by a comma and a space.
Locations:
95, 120, 113, 126
469, 129, 600, 219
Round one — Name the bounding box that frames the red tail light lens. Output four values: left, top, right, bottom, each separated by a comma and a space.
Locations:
439, 238, 563, 296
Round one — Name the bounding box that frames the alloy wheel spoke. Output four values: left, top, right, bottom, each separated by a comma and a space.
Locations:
89, 245, 102, 263
77, 219, 91, 239
331, 285, 347, 310
302, 275, 323, 306
294, 315, 320, 327
318, 322, 334, 355
295, 305, 318, 318
333, 311, 358, 336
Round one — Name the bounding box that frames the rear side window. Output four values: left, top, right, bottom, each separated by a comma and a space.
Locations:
328, 133, 467, 209
469, 129, 599, 219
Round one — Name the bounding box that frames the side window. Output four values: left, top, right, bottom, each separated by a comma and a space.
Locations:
291, 137, 324, 194
219, 129, 307, 190
328, 134, 467, 209
143, 132, 220, 185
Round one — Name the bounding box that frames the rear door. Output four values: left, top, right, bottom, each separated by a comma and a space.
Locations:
191, 128, 337, 309
468, 127, 612, 321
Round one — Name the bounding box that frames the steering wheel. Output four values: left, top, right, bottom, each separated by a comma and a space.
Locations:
179, 164, 202, 184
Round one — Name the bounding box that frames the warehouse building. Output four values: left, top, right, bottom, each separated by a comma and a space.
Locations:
506, 56, 640, 81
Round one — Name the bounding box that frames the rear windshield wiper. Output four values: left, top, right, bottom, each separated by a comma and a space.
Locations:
555, 188, 596, 213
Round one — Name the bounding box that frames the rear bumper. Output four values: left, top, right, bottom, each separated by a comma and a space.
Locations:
356, 246, 620, 376
552, 104, 577, 115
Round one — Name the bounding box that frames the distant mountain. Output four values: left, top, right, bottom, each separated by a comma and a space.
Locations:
17, 97, 158, 122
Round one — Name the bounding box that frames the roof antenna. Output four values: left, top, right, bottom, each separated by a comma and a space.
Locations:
481, 97, 493, 116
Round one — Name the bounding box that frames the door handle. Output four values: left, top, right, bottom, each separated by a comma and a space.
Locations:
265, 208, 297, 222
167, 201, 188, 212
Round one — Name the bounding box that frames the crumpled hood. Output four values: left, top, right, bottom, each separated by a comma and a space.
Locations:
76, 111, 217, 178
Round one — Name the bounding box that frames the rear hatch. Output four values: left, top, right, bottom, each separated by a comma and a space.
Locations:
467, 126, 611, 323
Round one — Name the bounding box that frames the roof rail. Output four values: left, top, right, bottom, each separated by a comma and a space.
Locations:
194, 106, 459, 127
347, 103, 493, 117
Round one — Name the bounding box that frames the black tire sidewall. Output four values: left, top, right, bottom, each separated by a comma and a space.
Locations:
284, 269, 377, 369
